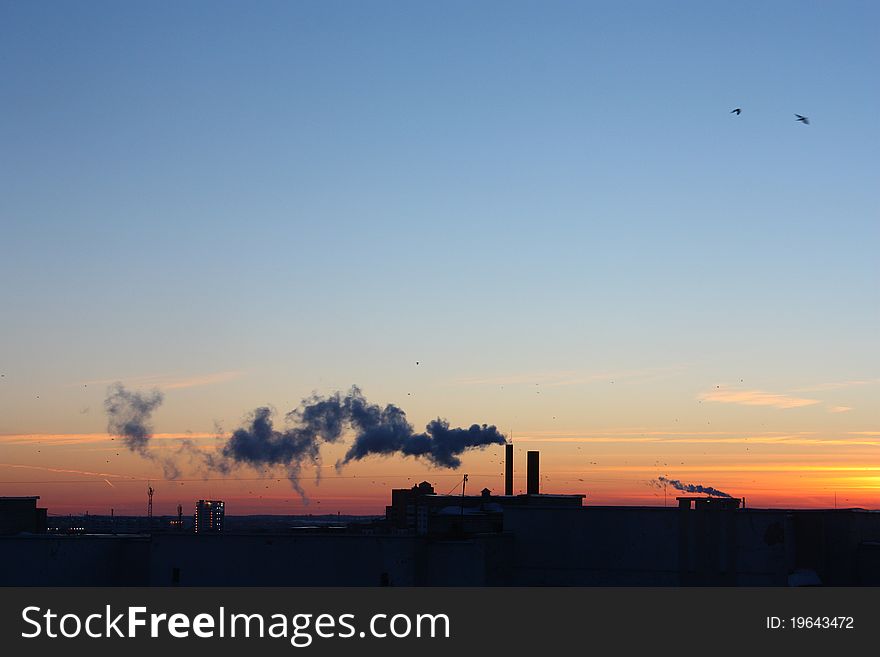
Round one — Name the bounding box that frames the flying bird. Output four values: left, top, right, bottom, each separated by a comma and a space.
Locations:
730, 108, 741, 115
795, 114, 810, 125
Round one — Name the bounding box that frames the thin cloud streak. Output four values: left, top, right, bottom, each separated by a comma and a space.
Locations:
0, 462, 133, 479
0, 432, 219, 447
699, 386, 820, 409
525, 429, 818, 437
595, 464, 880, 473
75, 370, 243, 390
517, 435, 880, 447
828, 406, 854, 413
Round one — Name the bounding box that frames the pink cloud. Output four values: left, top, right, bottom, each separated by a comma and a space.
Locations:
699, 386, 820, 410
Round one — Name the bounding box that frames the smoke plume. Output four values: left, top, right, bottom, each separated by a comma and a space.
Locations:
340, 413, 506, 468
220, 386, 506, 480
104, 383, 163, 455
654, 475, 732, 498
104, 382, 180, 479
105, 383, 504, 497
218, 405, 341, 497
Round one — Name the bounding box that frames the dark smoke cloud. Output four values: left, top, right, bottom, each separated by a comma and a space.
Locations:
653, 475, 732, 498
220, 387, 505, 484
104, 382, 180, 479
224, 407, 323, 466
218, 405, 342, 497
340, 414, 506, 468
105, 383, 505, 497
104, 383, 163, 455
331, 386, 506, 468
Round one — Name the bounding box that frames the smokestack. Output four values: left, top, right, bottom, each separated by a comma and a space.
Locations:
527, 450, 539, 495
505, 443, 514, 495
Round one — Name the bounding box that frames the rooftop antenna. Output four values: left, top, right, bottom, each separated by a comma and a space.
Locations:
460, 474, 469, 519
147, 484, 154, 519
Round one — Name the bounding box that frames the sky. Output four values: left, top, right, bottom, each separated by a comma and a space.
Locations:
1, 1, 878, 515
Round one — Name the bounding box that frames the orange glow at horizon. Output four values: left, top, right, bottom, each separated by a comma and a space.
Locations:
3, 427, 880, 515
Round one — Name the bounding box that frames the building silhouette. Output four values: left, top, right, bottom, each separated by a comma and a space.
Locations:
194, 500, 225, 534
385, 480, 583, 536
0, 496, 46, 535
4, 450, 880, 586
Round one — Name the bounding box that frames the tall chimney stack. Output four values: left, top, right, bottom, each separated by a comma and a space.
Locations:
505, 443, 514, 495
527, 450, 540, 495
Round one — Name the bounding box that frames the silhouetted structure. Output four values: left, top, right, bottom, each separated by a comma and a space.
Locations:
677, 496, 741, 511
387, 481, 434, 534
6, 456, 880, 586
385, 479, 584, 536
527, 451, 540, 495
194, 500, 224, 534
505, 443, 514, 495
0, 496, 47, 535
169, 504, 185, 530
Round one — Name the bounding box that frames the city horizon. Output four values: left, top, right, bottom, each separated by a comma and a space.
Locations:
5, 403, 880, 516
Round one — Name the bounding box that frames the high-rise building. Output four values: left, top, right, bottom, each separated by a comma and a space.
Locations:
194, 500, 224, 533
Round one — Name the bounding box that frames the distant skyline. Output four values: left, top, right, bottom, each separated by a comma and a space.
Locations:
1, 1, 878, 514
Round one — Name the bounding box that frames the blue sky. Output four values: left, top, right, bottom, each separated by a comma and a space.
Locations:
1, 1, 877, 467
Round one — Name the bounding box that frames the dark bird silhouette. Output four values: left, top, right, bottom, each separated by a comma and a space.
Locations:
731, 108, 741, 115
795, 114, 810, 125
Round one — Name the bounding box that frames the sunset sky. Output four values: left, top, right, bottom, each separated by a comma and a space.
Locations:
1, 1, 878, 515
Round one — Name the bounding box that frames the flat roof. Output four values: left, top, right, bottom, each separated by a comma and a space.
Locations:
0, 496, 40, 501
676, 496, 737, 501
419, 493, 585, 500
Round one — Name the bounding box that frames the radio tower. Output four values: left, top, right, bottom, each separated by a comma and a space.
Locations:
147, 485, 154, 519
459, 474, 468, 519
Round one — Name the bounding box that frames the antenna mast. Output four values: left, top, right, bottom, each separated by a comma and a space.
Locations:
460, 474, 468, 519
147, 485, 154, 519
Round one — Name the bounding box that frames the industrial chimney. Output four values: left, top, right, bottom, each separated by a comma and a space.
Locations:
505, 443, 514, 495
527, 450, 540, 495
